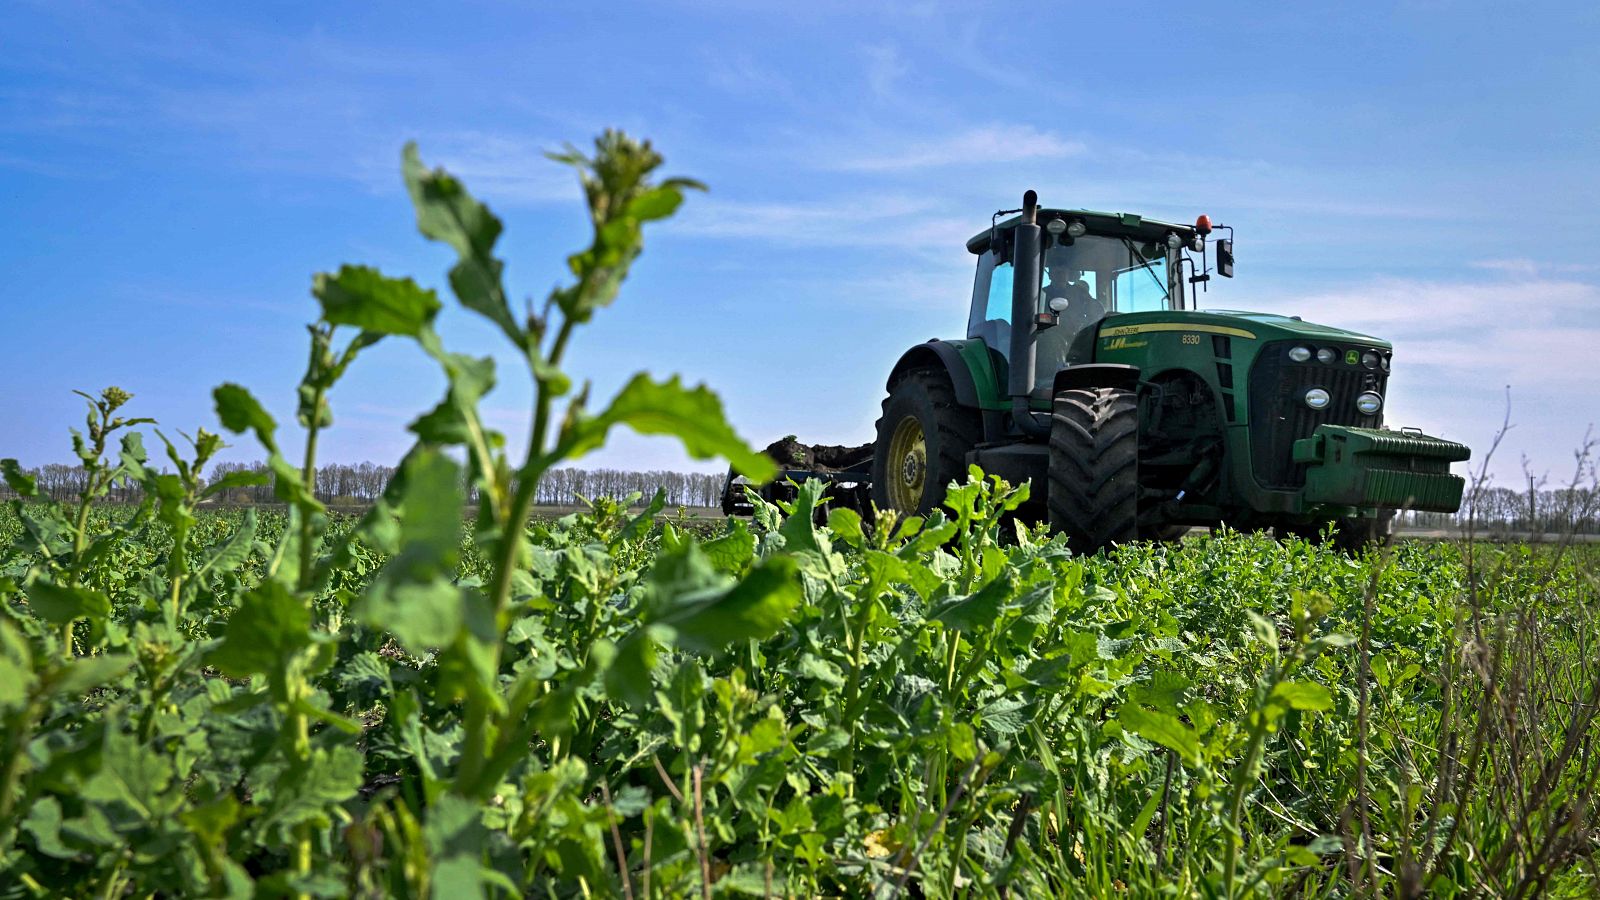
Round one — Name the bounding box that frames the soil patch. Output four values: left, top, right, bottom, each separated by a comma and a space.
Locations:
761, 436, 873, 472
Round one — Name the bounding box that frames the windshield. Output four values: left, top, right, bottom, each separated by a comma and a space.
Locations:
1042, 235, 1176, 315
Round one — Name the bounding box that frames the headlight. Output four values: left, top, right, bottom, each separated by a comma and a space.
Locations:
1066, 219, 1087, 238
1304, 387, 1331, 410
1189, 234, 1205, 252
1288, 346, 1312, 362
1165, 232, 1183, 249
1380, 354, 1390, 372
1356, 392, 1383, 415
1316, 347, 1337, 364
1361, 351, 1380, 369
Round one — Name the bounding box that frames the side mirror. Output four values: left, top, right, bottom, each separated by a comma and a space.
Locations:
1217, 239, 1235, 278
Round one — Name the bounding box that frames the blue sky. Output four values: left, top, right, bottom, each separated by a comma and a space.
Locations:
3, 0, 1597, 486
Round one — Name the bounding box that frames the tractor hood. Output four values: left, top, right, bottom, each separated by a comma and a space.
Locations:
1196, 309, 1388, 347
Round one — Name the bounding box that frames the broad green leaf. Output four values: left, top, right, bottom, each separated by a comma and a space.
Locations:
360, 577, 467, 655
656, 555, 801, 654
1119, 704, 1201, 766
50, 654, 133, 696
827, 507, 865, 548
979, 695, 1030, 736
181, 795, 242, 849
314, 264, 440, 337
401, 144, 520, 345
209, 579, 312, 678
257, 746, 364, 836
797, 653, 845, 688
353, 450, 467, 652
553, 373, 776, 481
425, 794, 492, 900
0, 622, 34, 704
702, 519, 756, 574
605, 627, 668, 709
213, 383, 279, 453
22, 797, 74, 860
269, 455, 323, 513
410, 341, 499, 448
391, 449, 464, 569
26, 581, 112, 626
1, 458, 38, 497
80, 727, 175, 820
1371, 653, 1392, 688
626, 184, 687, 221
403, 144, 501, 259
930, 572, 1014, 633
617, 487, 666, 545
195, 508, 259, 579
1272, 680, 1333, 711
948, 722, 977, 762
1132, 671, 1192, 713
777, 479, 830, 556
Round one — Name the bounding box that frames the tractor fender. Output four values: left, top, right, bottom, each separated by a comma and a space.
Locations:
887, 340, 981, 408
1052, 363, 1141, 395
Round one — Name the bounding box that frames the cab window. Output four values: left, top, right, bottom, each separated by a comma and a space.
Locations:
967, 250, 1015, 363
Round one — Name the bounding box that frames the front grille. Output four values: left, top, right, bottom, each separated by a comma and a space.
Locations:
1248, 341, 1387, 489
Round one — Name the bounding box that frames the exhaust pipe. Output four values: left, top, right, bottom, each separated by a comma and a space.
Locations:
1008, 190, 1050, 437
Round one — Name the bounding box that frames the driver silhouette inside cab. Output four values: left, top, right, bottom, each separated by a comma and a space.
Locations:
1034, 263, 1106, 389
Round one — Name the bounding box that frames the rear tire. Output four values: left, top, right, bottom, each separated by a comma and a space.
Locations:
1048, 387, 1139, 554
871, 368, 982, 517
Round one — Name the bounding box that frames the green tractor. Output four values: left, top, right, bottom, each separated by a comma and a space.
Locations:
868, 191, 1470, 552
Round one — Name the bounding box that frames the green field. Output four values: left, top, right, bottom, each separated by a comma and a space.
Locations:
3, 132, 1597, 898
3, 496, 1597, 897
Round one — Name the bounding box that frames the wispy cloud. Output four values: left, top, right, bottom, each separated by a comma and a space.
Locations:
829, 124, 1086, 172
1278, 275, 1597, 330
862, 42, 908, 100
669, 194, 935, 241
703, 50, 794, 98
1470, 258, 1600, 277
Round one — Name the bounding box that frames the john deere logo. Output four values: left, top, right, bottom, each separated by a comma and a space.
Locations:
1102, 337, 1148, 351
1344, 349, 1359, 365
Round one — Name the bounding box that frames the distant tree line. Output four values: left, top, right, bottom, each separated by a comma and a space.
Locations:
1399, 484, 1600, 535
1, 461, 730, 510
533, 468, 726, 508
4, 461, 1597, 531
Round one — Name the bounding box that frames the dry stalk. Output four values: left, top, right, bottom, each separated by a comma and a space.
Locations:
598, 780, 635, 900
693, 763, 710, 900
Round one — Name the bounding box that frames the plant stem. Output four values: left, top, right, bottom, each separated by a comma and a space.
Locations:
0, 698, 42, 841
62, 465, 105, 659
458, 317, 575, 798
1223, 659, 1297, 898
298, 385, 326, 593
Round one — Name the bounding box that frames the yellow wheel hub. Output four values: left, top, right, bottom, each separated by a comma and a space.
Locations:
886, 415, 926, 511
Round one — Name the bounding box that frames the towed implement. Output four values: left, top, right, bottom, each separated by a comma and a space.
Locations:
723, 192, 1470, 552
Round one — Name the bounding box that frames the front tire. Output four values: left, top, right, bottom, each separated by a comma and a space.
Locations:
1280, 510, 1396, 554
871, 368, 982, 517
1331, 510, 1396, 554
1048, 387, 1139, 554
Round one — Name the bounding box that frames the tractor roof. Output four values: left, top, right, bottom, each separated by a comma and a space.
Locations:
965, 208, 1201, 255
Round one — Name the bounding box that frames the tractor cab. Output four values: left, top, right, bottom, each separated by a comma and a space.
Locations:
965, 208, 1205, 395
